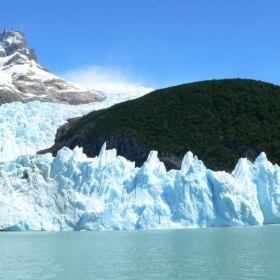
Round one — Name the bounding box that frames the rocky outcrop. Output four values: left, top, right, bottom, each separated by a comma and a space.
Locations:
0, 30, 28, 57
39, 117, 182, 170
0, 29, 103, 105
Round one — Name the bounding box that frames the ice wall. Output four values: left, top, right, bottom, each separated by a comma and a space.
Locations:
0, 144, 279, 231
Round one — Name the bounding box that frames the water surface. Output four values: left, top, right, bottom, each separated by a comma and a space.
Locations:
0, 226, 279, 279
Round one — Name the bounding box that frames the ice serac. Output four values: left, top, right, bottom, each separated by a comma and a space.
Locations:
253, 153, 280, 224
208, 163, 264, 226
169, 154, 215, 227
1, 144, 280, 231
0, 29, 103, 105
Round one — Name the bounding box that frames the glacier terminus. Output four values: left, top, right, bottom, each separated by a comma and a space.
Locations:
0, 143, 279, 231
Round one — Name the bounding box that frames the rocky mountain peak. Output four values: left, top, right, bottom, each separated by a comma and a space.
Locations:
0, 29, 38, 63
0, 29, 104, 105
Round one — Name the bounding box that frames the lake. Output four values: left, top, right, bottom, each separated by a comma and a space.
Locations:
0, 226, 279, 279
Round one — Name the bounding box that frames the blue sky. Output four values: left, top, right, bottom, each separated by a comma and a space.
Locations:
2, 0, 280, 88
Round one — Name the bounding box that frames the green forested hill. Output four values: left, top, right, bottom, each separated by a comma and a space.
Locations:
57, 79, 280, 171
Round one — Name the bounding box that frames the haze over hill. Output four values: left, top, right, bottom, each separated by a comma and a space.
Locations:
44, 78, 280, 172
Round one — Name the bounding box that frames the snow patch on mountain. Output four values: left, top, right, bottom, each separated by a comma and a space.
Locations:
82, 83, 154, 100
0, 29, 103, 104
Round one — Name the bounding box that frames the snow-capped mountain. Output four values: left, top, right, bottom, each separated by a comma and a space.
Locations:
0, 144, 278, 231
0, 29, 102, 105
0, 29, 154, 163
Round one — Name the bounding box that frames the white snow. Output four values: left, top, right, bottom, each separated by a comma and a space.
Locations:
0, 51, 86, 93
81, 83, 154, 100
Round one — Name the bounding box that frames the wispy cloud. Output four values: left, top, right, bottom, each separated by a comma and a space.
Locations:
59, 65, 142, 86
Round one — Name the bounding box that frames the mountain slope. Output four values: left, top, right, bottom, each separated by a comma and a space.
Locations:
44, 78, 280, 171
0, 29, 102, 105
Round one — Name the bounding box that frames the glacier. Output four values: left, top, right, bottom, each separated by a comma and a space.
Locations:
0, 143, 280, 231
0, 84, 153, 162
0, 29, 154, 162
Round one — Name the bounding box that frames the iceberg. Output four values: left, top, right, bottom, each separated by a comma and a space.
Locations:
0, 144, 279, 231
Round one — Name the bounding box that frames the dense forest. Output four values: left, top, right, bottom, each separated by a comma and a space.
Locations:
58, 79, 280, 171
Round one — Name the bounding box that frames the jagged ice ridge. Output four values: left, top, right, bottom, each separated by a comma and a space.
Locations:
0, 143, 279, 231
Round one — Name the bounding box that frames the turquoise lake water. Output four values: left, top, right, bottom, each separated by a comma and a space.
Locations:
0, 226, 280, 279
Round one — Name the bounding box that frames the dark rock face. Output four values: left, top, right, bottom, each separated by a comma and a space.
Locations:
0, 88, 23, 103
0, 30, 39, 64
0, 30, 28, 56
39, 118, 182, 171
0, 29, 104, 105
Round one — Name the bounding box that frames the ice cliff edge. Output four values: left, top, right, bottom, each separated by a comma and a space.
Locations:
0, 143, 279, 231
